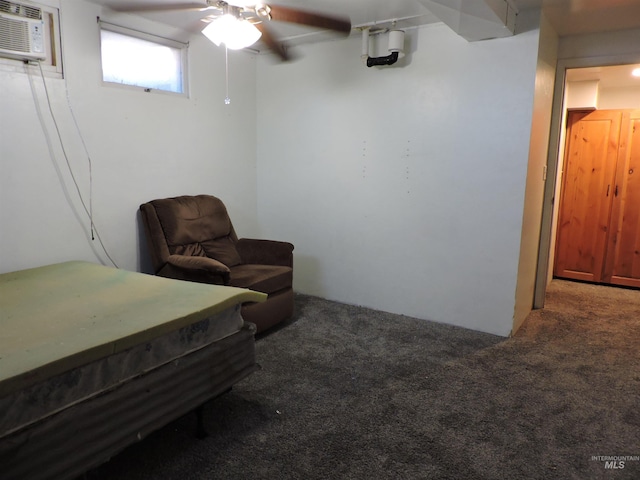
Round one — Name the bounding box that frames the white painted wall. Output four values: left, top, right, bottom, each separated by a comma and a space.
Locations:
598, 87, 640, 109
558, 28, 640, 61
0, 0, 258, 274
566, 81, 599, 110
256, 18, 542, 336
562, 82, 640, 111
513, 12, 558, 333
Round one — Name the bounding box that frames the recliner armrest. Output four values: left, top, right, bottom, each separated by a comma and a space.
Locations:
159, 254, 231, 285
236, 238, 294, 267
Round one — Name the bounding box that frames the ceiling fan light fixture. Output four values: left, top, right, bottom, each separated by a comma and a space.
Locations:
202, 14, 262, 50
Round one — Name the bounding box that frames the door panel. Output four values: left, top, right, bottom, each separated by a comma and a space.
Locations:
554, 110, 622, 282
605, 110, 640, 288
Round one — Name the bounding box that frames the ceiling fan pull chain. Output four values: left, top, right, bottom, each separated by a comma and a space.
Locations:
224, 45, 231, 105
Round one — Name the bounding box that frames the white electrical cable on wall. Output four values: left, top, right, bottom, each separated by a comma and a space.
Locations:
39, 8, 118, 268
31, 58, 118, 268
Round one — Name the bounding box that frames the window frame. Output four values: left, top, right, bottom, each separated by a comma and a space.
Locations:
98, 20, 189, 97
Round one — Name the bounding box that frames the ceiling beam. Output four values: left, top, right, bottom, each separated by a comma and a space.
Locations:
419, 0, 517, 41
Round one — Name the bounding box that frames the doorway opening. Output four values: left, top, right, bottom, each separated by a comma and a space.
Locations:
535, 61, 640, 308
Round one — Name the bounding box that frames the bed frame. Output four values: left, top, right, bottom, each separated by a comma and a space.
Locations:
0, 261, 265, 480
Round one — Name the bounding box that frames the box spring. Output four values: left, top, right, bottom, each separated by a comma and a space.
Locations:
0, 322, 257, 480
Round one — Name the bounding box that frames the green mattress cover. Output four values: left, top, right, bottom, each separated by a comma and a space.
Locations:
0, 261, 266, 397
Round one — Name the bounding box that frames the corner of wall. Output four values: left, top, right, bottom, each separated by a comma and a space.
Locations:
512, 9, 559, 335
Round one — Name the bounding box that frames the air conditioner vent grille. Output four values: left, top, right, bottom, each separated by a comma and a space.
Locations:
0, 15, 30, 52
0, 0, 41, 20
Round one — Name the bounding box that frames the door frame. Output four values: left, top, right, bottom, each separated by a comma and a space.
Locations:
534, 52, 640, 308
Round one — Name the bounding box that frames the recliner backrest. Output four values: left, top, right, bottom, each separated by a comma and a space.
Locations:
141, 195, 243, 270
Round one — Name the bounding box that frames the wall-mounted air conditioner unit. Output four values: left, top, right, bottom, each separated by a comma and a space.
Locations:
0, 0, 46, 61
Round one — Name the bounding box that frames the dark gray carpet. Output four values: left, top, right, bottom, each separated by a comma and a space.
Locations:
86, 280, 640, 479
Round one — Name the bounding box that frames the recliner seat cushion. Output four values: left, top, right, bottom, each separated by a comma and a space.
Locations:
229, 265, 293, 294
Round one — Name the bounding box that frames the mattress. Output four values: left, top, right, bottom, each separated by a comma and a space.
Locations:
0, 261, 265, 397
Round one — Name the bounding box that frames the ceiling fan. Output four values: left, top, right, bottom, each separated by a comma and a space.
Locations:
107, 1, 352, 61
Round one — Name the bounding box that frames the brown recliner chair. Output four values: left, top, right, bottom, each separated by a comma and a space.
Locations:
140, 194, 294, 333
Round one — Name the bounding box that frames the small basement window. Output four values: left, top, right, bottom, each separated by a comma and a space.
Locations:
99, 22, 188, 95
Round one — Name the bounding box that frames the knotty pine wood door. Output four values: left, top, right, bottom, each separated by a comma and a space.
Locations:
554, 109, 640, 288
554, 110, 622, 283
604, 110, 640, 288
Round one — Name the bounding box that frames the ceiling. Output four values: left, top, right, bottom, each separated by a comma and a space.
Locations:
567, 64, 640, 89
96, 0, 640, 38
95, 0, 640, 86
533, 0, 640, 36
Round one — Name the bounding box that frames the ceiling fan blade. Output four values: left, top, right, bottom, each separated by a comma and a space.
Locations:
267, 5, 351, 35
255, 22, 289, 61
106, 2, 209, 13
